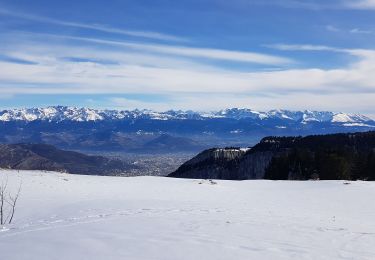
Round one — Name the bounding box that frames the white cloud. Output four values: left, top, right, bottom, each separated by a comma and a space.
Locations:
0, 33, 374, 116
247, 0, 375, 10
229, 0, 375, 10
248, 0, 336, 10
325, 25, 373, 35
3, 32, 290, 66
325, 25, 341, 32
275, 0, 375, 10
110, 97, 172, 111
109, 93, 375, 118
49, 34, 292, 65
1, 43, 375, 94
265, 44, 342, 52
349, 28, 373, 34
345, 0, 375, 9
0, 8, 186, 42
266, 43, 375, 57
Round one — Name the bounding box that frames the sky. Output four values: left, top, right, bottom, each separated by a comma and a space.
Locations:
0, 0, 375, 117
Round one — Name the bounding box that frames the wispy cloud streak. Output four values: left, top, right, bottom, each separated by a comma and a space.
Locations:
265, 44, 343, 52
45, 34, 293, 65
325, 25, 374, 35
246, 0, 375, 10
0, 8, 185, 42
345, 0, 375, 9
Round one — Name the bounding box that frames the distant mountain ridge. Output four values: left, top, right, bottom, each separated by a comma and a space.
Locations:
0, 106, 374, 153
0, 106, 373, 125
0, 143, 137, 175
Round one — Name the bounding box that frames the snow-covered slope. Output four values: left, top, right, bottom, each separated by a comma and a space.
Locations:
0, 170, 374, 260
0, 106, 373, 125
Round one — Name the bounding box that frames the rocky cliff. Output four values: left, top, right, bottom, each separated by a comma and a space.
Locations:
169, 148, 246, 180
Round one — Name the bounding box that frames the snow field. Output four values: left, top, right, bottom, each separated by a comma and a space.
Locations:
0, 170, 374, 260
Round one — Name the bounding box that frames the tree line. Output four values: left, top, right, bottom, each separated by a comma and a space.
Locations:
263, 131, 375, 180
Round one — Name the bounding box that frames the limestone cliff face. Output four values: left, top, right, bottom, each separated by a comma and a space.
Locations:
169, 148, 246, 180
237, 151, 275, 179
184, 148, 245, 165
169, 147, 276, 180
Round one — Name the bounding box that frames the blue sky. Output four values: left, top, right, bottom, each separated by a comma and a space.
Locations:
0, 0, 375, 116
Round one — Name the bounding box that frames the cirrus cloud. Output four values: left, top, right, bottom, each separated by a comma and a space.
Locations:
345, 0, 375, 9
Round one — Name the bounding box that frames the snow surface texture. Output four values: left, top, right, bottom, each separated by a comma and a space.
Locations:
0, 106, 373, 124
0, 170, 374, 260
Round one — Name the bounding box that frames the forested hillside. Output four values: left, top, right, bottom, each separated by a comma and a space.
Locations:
170, 131, 375, 180
264, 132, 375, 180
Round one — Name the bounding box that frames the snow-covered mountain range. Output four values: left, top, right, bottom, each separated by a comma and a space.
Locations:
0, 106, 373, 152
0, 106, 373, 125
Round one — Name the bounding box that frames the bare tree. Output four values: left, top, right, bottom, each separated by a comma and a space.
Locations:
0, 177, 21, 226
0, 178, 7, 225
7, 183, 21, 224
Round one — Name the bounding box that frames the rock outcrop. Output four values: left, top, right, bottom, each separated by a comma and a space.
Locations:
169, 148, 246, 180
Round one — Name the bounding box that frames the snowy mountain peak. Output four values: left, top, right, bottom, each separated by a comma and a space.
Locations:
0, 106, 104, 122
0, 106, 373, 126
